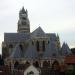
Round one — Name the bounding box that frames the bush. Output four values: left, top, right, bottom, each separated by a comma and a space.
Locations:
65, 70, 75, 75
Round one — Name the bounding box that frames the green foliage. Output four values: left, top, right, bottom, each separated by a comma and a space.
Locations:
65, 70, 73, 75
65, 66, 75, 75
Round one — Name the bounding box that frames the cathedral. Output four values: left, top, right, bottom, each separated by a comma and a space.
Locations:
2, 7, 72, 69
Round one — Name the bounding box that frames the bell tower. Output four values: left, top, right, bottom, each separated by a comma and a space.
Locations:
17, 7, 30, 33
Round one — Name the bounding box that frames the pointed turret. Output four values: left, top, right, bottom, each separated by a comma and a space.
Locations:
21, 7, 26, 13
61, 42, 72, 56
18, 7, 30, 33
56, 34, 61, 48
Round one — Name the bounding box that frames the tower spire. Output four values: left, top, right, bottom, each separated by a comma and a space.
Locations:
18, 7, 30, 33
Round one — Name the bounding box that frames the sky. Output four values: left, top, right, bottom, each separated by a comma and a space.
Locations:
0, 0, 75, 54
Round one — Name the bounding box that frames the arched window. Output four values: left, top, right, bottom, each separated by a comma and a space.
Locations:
14, 61, 19, 69
19, 44, 23, 50
52, 60, 60, 71
43, 61, 50, 68
42, 41, 45, 51
36, 41, 39, 51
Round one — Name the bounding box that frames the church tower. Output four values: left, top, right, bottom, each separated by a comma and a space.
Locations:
17, 7, 30, 33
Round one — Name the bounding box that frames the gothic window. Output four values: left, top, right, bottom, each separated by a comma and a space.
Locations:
19, 44, 23, 51
43, 61, 49, 68
36, 41, 39, 51
42, 41, 45, 51
52, 60, 60, 70
14, 61, 19, 69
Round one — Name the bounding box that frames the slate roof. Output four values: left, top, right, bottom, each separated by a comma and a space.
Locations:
10, 41, 71, 60
43, 42, 60, 58
4, 33, 30, 42
46, 33, 57, 41
31, 27, 46, 38
61, 42, 72, 56
24, 43, 38, 59
10, 44, 23, 59
6, 26, 68, 60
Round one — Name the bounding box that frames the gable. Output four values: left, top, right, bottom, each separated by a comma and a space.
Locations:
24, 65, 39, 75
31, 27, 46, 38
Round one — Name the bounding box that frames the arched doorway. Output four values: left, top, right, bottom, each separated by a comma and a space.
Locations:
43, 61, 50, 68
33, 61, 39, 68
52, 60, 60, 71
14, 61, 19, 69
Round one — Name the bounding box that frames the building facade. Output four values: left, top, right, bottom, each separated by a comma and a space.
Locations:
2, 7, 72, 70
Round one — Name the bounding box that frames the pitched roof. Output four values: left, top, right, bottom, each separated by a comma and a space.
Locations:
4, 33, 30, 42
43, 42, 60, 58
24, 43, 38, 59
24, 65, 39, 72
10, 44, 23, 59
31, 27, 46, 38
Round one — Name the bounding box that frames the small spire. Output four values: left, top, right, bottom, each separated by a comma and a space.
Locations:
63, 42, 66, 45
21, 6, 26, 13
26, 9, 28, 13
57, 34, 59, 39
22, 6, 25, 10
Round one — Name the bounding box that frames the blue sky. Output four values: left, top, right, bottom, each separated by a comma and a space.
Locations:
0, 0, 75, 53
